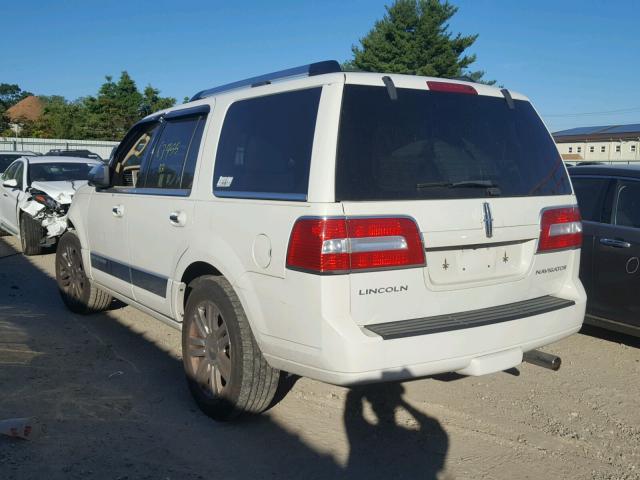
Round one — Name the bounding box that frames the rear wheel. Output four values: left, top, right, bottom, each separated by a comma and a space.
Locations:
182, 275, 280, 421
56, 231, 112, 313
20, 214, 43, 256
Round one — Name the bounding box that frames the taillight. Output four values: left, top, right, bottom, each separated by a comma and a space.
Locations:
426, 81, 477, 95
537, 206, 582, 253
286, 217, 425, 274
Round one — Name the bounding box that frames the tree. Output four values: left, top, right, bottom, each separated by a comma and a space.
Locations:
2, 72, 175, 140
82, 72, 176, 140
0, 83, 33, 134
344, 0, 494, 84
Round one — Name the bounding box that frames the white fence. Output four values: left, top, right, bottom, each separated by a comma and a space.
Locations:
0, 137, 119, 160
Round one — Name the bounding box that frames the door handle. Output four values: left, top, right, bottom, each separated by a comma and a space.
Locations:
169, 211, 186, 226
112, 205, 124, 217
599, 238, 631, 248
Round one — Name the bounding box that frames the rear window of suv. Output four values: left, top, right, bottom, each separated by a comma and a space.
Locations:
335, 85, 571, 201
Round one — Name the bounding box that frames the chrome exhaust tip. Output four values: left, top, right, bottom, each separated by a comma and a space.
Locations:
523, 350, 562, 371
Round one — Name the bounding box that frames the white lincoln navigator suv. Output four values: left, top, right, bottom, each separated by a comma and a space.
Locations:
56, 61, 586, 420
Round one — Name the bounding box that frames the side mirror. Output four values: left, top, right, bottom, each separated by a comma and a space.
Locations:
88, 164, 111, 189
2, 178, 18, 189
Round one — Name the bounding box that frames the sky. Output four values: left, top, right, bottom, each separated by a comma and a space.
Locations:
2, 0, 639, 133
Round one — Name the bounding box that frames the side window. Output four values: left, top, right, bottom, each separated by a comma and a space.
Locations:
140, 115, 204, 191
111, 121, 162, 187
213, 88, 322, 200
571, 177, 610, 222
613, 180, 640, 228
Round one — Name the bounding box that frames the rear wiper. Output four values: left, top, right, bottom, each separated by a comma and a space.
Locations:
416, 180, 501, 195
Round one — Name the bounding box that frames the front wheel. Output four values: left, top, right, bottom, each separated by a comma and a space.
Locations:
56, 231, 113, 313
182, 275, 280, 421
20, 213, 43, 256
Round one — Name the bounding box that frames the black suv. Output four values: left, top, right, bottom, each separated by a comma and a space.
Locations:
569, 165, 640, 337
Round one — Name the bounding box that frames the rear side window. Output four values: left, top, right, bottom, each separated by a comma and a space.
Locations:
571, 177, 610, 222
213, 88, 322, 200
336, 85, 571, 201
614, 180, 640, 228
141, 115, 205, 191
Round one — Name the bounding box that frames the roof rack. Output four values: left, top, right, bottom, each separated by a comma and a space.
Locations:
190, 60, 341, 101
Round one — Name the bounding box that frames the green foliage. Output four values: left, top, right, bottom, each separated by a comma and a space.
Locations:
1, 72, 176, 140
0, 83, 33, 133
344, 0, 494, 84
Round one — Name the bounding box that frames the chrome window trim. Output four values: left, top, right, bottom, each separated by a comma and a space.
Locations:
214, 190, 307, 201
105, 187, 191, 197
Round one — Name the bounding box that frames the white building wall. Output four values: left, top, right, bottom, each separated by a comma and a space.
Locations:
556, 139, 640, 163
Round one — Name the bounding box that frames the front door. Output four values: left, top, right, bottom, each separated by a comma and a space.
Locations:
593, 178, 640, 328
86, 190, 133, 298
86, 120, 163, 299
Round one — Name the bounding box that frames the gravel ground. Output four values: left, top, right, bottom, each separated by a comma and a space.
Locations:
0, 236, 639, 480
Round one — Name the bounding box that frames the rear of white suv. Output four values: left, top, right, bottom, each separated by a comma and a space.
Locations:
260, 74, 585, 385
58, 63, 585, 421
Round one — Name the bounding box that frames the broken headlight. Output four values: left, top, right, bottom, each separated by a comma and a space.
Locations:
30, 189, 60, 210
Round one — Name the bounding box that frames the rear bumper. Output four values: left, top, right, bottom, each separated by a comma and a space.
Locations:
262, 294, 586, 386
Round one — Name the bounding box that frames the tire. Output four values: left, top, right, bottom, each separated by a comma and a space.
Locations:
182, 275, 280, 421
55, 231, 113, 314
20, 213, 43, 256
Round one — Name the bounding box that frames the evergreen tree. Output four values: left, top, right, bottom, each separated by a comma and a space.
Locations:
344, 0, 493, 84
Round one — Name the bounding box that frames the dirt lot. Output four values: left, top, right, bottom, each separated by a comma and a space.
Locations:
0, 236, 639, 480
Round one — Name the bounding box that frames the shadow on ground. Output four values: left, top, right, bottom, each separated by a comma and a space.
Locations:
0, 237, 449, 479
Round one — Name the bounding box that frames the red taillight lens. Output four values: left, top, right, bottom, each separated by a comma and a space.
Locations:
426, 81, 477, 95
286, 217, 425, 274
538, 206, 582, 252
286, 218, 349, 273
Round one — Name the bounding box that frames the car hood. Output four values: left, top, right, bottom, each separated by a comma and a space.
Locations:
30, 180, 88, 204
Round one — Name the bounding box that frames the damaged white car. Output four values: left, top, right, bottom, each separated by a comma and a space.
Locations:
0, 156, 101, 255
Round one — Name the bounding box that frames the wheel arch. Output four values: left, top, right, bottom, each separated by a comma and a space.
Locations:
174, 254, 269, 351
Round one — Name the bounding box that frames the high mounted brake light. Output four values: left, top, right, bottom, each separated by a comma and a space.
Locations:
426, 81, 477, 95
286, 217, 425, 274
537, 206, 582, 252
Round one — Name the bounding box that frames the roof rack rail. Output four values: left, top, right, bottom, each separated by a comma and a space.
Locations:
189, 60, 341, 101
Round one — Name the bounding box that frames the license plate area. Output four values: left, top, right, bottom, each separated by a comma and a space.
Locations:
425, 240, 535, 286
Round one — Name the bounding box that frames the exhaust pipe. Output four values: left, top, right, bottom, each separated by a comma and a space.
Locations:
523, 350, 561, 371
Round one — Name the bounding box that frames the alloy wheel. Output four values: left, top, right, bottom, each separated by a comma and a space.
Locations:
186, 301, 232, 398
57, 242, 86, 300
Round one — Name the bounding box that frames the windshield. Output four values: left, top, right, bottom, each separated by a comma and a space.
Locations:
335, 85, 571, 201
0, 154, 21, 172
29, 162, 95, 182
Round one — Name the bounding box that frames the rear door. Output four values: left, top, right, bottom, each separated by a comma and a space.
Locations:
570, 176, 613, 306
592, 178, 640, 327
125, 107, 208, 317
335, 83, 576, 324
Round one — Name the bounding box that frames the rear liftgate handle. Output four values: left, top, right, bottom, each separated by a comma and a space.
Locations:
600, 238, 631, 248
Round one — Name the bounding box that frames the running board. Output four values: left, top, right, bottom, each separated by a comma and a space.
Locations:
365, 296, 575, 340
